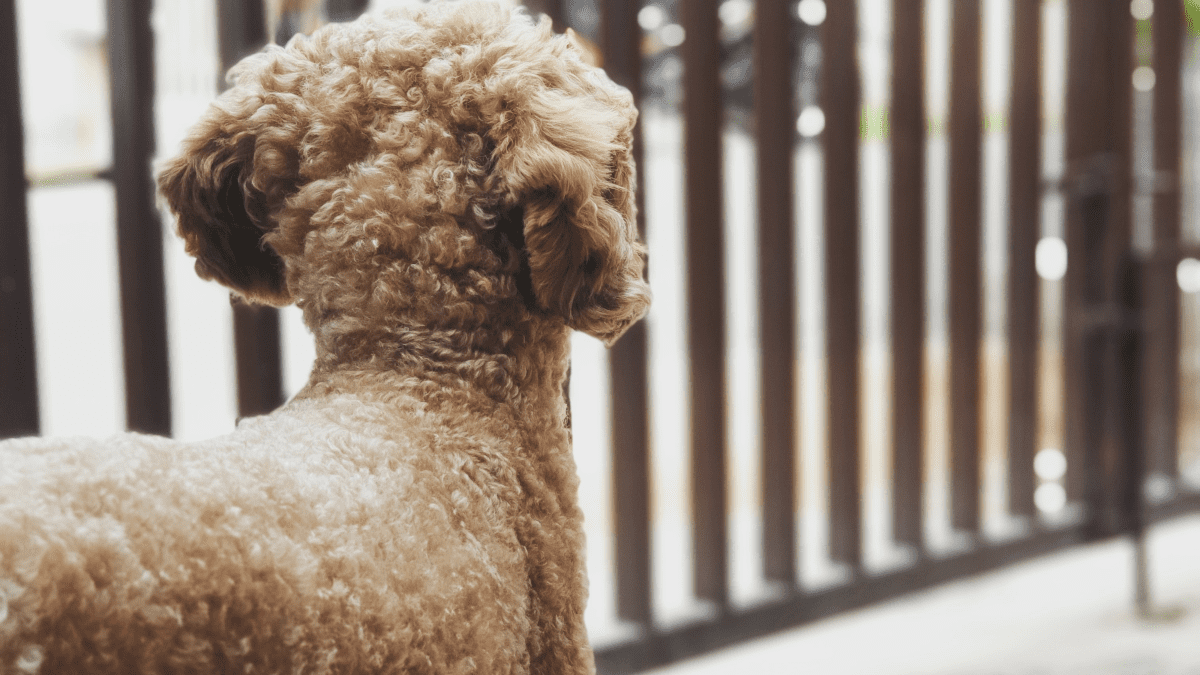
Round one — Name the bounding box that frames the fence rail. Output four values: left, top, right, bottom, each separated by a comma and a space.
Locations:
3, 1, 1200, 673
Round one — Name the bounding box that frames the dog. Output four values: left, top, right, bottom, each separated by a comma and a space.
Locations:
0, 2, 648, 672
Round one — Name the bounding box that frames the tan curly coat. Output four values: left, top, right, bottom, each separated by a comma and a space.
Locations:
0, 2, 648, 672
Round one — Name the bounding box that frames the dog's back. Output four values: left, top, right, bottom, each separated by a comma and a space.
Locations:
1, 371, 559, 672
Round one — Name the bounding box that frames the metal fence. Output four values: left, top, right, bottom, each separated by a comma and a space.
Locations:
3, 0, 1200, 673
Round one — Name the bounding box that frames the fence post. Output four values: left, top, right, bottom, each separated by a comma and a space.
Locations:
325, 0, 368, 22
1115, 254, 1149, 615
682, 0, 730, 609
822, 0, 862, 573
755, 0, 799, 588
1007, 0, 1042, 521
1074, 159, 1119, 539
0, 0, 40, 438
1064, 0, 1132, 523
108, 0, 173, 435
890, 0, 927, 554
216, 0, 287, 419
600, 0, 653, 631
523, 0, 564, 32
1148, 0, 1183, 482
948, 0, 983, 538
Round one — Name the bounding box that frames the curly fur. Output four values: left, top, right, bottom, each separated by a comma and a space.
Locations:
0, 2, 648, 673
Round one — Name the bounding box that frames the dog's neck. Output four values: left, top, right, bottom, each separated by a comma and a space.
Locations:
293, 313, 576, 469
301, 304, 572, 411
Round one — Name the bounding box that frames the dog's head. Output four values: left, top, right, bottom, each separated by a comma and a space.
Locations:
158, 1, 648, 346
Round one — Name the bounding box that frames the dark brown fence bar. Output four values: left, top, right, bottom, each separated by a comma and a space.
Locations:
523, 0, 564, 32
1148, 0, 1182, 479
108, 0, 172, 435
755, 0, 798, 586
601, 0, 652, 626
889, 0, 925, 550
609, 323, 651, 626
1064, 1, 1132, 512
823, 0, 862, 569
217, 0, 287, 418
0, 0, 40, 439
1062, 3, 1089, 505
325, 0, 369, 22
1099, 3, 1133, 538
948, 0, 982, 535
233, 303, 285, 417
683, 0, 729, 606
216, 0, 265, 81
1007, 0, 1041, 520
1115, 256, 1149, 613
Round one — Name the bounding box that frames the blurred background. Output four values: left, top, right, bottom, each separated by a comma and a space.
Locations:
4, 0, 1200, 672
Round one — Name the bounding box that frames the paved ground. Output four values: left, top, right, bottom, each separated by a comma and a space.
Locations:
643, 514, 1200, 675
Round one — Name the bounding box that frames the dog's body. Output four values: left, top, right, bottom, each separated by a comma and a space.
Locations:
0, 3, 648, 672
1, 364, 583, 673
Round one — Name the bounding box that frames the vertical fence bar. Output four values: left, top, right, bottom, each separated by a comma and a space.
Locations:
108, 0, 172, 435
217, 0, 286, 419
232, 305, 284, 417
602, 0, 653, 626
1149, 0, 1182, 480
1077, 170, 1114, 536
822, 0, 862, 569
683, 0, 729, 606
0, 0, 40, 439
890, 0, 925, 550
1101, 2, 1133, 537
324, 0, 368, 22
523, 0, 564, 33
217, 0, 265, 81
1063, 0, 1090, 505
1007, 0, 1042, 520
948, 0, 982, 535
755, 0, 798, 586
1115, 255, 1150, 614
1065, 0, 1132, 513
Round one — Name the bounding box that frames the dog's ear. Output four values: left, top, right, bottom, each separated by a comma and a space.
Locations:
491, 71, 650, 346
157, 100, 293, 306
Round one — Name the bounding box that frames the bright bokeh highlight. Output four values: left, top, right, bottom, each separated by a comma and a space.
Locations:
1035, 237, 1068, 281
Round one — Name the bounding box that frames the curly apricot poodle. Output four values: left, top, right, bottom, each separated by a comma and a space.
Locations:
0, 2, 648, 672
